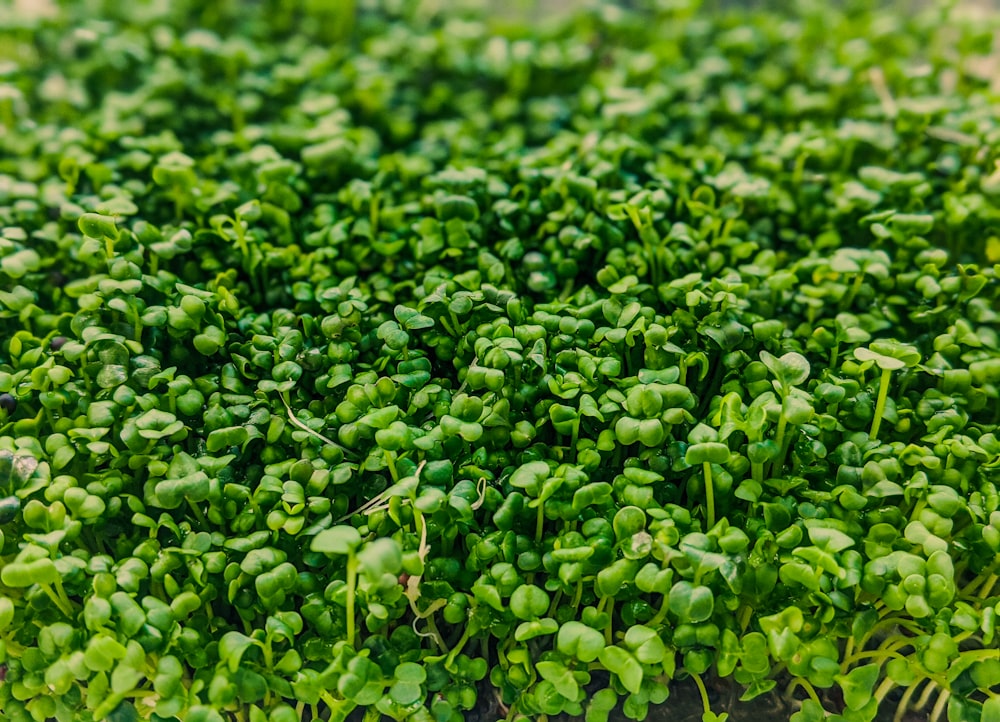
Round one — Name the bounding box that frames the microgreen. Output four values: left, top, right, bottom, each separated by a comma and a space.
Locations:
0, 1, 999, 722
853, 341, 921, 440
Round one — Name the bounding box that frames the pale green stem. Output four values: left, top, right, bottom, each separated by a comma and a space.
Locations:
913, 680, 939, 711
786, 676, 823, 707
691, 673, 713, 716
41, 582, 75, 617
650, 594, 671, 627
534, 590, 558, 625
872, 677, 896, 705
977, 572, 998, 599
892, 681, 923, 722
930, 689, 950, 722
52, 576, 75, 614
280, 392, 345, 450
953, 648, 1000, 664
703, 461, 715, 529
263, 638, 274, 671
870, 367, 893, 440
346, 552, 358, 649
445, 625, 473, 668
187, 499, 208, 528
772, 390, 790, 476
384, 450, 398, 483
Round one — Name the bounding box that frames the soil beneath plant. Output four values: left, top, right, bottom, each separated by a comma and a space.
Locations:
456, 673, 933, 722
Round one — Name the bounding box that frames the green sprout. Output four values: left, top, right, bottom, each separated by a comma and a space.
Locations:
854, 341, 921, 440
0, 1, 998, 721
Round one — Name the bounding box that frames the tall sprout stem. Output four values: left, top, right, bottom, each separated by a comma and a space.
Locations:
445, 625, 473, 668
977, 572, 999, 599
872, 677, 897, 706
42, 582, 75, 617
913, 680, 939, 711
893, 681, 925, 722
786, 677, 822, 707
345, 552, 358, 649
691, 673, 713, 717
870, 367, 893, 440
703, 461, 716, 529
773, 396, 789, 476
384, 449, 398, 483
930, 689, 950, 722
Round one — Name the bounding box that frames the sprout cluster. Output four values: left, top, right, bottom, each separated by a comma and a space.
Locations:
0, 1, 999, 722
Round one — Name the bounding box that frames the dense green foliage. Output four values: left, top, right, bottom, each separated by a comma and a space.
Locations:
1, 0, 1000, 720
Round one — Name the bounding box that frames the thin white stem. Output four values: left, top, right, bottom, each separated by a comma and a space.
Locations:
279, 392, 345, 450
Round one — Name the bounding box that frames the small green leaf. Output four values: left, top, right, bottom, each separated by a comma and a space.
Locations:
854, 341, 921, 371
510, 584, 549, 621
685, 442, 731, 465
837, 663, 879, 711
219, 631, 256, 673
586, 688, 619, 722
598, 646, 643, 694
669, 581, 714, 624
78, 212, 120, 240
310, 526, 362, 555
514, 617, 559, 641
558, 621, 606, 663
536, 660, 580, 700
389, 680, 423, 705
509, 460, 550, 496
760, 350, 810, 387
